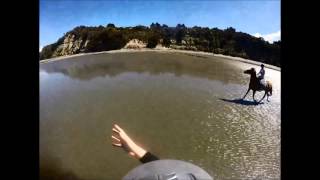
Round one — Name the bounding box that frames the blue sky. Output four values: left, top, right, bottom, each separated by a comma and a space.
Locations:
40, 0, 280, 50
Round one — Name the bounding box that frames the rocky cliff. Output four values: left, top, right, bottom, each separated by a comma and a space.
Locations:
53, 34, 90, 56
40, 24, 280, 67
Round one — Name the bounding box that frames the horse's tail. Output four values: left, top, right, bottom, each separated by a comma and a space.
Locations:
267, 81, 272, 96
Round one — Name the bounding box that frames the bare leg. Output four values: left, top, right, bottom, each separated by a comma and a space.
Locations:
242, 89, 250, 100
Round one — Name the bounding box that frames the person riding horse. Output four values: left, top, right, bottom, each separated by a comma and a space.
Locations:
257, 64, 265, 80
257, 64, 265, 89
111, 124, 214, 180
243, 64, 272, 103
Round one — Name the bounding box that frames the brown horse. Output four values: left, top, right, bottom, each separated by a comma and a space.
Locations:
243, 68, 272, 103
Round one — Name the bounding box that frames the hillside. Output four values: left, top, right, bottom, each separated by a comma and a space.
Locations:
40, 23, 280, 67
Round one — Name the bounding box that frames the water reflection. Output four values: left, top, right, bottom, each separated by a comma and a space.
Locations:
40, 52, 246, 84
40, 51, 280, 180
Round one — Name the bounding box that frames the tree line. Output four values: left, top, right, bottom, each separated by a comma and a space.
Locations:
40, 23, 280, 66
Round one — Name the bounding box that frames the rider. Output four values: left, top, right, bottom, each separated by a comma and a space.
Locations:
111, 124, 159, 163
257, 64, 265, 80
111, 124, 213, 180
257, 64, 265, 88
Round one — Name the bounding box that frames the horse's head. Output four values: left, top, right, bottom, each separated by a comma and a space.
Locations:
244, 68, 256, 75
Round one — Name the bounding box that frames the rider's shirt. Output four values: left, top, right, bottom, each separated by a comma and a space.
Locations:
257, 68, 265, 79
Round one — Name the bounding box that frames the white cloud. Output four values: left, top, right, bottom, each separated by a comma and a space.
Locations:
253, 33, 262, 37
253, 30, 281, 43
39, 46, 43, 52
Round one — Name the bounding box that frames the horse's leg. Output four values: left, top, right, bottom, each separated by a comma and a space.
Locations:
252, 90, 256, 102
242, 88, 250, 100
259, 91, 267, 103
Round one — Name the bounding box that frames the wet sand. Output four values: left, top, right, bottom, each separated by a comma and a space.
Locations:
40, 48, 280, 71
40, 51, 280, 180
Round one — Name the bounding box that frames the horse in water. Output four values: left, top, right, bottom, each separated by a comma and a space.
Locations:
243, 68, 272, 103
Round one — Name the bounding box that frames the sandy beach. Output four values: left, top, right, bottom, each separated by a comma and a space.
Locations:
40, 48, 281, 71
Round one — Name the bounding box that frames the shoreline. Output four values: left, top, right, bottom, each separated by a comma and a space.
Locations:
40, 48, 281, 71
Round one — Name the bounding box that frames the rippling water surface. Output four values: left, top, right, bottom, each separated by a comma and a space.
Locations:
40, 51, 280, 180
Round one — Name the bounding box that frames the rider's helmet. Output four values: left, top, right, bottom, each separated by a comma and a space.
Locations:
123, 159, 214, 180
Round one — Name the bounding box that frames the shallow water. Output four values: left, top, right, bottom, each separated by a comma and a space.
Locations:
40, 51, 280, 180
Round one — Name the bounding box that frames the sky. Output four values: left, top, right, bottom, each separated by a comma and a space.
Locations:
40, 0, 280, 51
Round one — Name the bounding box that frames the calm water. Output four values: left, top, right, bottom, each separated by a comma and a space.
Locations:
40, 51, 280, 180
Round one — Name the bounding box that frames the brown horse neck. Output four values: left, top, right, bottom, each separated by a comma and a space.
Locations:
250, 73, 257, 81
251, 75, 257, 80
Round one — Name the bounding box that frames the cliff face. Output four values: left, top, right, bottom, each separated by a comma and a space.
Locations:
123, 39, 146, 49
40, 24, 280, 67
52, 34, 90, 57
40, 33, 90, 60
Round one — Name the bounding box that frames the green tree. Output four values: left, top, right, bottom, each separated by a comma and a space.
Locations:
147, 32, 160, 48
106, 23, 116, 28
175, 29, 184, 45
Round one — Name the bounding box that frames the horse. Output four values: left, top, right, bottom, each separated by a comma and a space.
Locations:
242, 68, 272, 103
